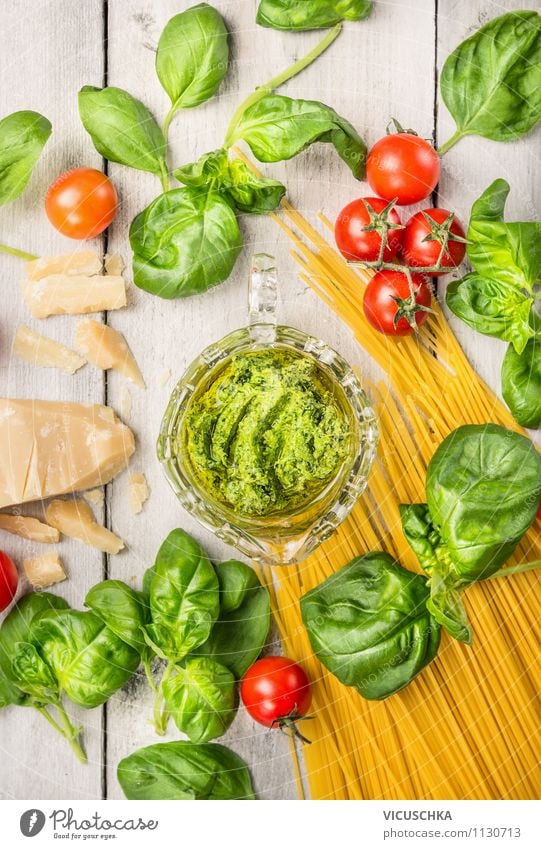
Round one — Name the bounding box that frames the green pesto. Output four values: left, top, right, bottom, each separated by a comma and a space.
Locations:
181, 348, 351, 517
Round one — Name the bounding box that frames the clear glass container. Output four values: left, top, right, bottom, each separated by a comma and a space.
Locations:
157, 255, 378, 565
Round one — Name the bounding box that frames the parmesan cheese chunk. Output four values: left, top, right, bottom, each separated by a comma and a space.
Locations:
129, 473, 150, 514
0, 513, 60, 543
25, 251, 102, 281
46, 499, 124, 555
13, 326, 87, 374
0, 399, 135, 509
24, 552, 66, 589
21, 274, 127, 318
75, 319, 145, 388
104, 253, 125, 276
83, 488, 105, 508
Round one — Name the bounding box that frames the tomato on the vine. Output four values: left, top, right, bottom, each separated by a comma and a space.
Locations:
402, 208, 466, 274
45, 167, 118, 239
366, 132, 440, 206
241, 656, 313, 742
335, 197, 403, 263
363, 270, 432, 336
0, 551, 18, 612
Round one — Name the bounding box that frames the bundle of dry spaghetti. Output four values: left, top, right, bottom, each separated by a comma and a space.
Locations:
260, 198, 541, 801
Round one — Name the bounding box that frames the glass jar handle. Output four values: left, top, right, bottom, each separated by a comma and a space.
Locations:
249, 253, 277, 343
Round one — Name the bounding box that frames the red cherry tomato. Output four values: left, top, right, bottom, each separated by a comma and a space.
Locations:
45, 167, 118, 239
0, 551, 18, 612
363, 270, 432, 336
241, 656, 312, 741
402, 208, 466, 274
334, 197, 403, 263
366, 133, 440, 206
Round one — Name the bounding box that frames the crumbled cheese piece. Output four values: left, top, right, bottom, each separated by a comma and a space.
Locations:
13, 326, 86, 374
24, 552, 66, 589
0, 513, 60, 543
25, 251, 102, 281
75, 319, 145, 388
0, 399, 135, 509
159, 367, 172, 386
83, 488, 105, 508
104, 253, 125, 276
129, 473, 150, 514
21, 275, 127, 318
46, 499, 124, 555
119, 387, 132, 421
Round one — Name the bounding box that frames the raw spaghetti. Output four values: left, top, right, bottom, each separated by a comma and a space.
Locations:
256, 193, 541, 800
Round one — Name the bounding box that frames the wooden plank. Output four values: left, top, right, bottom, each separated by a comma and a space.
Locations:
103, 0, 436, 800
0, 0, 105, 799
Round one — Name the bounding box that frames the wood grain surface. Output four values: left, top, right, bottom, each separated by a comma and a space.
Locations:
0, 0, 538, 800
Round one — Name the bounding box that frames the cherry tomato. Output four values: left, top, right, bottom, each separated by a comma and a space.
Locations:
0, 551, 18, 612
366, 133, 440, 206
402, 208, 466, 275
363, 270, 432, 336
335, 197, 403, 263
241, 656, 312, 741
45, 167, 118, 239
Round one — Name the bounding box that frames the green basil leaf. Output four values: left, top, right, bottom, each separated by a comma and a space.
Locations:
501, 338, 541, 428
0, 110, 51, 206
156, 4, 229, 112
192, 563, 270, 678
30, 610, 140, 708
440, 11, 541, 145
130, 187, 242, 298
229, 94, 367, 179
467, 179, 541, 292
301, 552, 440, 700
399, 504, 451, 576
173, 149, 229, 188
118, 741, 256, 800
78, 85, 167, 174
144, 529, 219, 662
426, 576, 473, 645
163, 657, 237, 743
446, 273, 534, 354
256, 0, 373, 30
85, 580, 149, 654
426, 424, 541, 583
11, 642, 59, 702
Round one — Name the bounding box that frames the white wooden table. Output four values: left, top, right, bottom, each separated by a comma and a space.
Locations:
1, 0, 538, 800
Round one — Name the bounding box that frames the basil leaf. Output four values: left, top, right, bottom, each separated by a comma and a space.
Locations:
426, 424, 541, 584
501, 338, 541, 428
440, 11, 541, 146
78, 85, 167, 174
426, 576, 473, 645
192, 563, 270, 678
118, 741, 256, 800
130, 187, 242, 299
156, 4, 229, 112
301, 552, 440, 700
11, 643, 59, 702
256, 0, 373, 30
214, 560, 260, 613
174, 151, 285, 214
229, 94, 367, 179
0, 110, 51, 206
163, 657, 237, 743
144, 529, 219, 662
30, 609, 140, 708
85, 580, 149, 654
467, 179, 541, 292
446, 273, 534, 354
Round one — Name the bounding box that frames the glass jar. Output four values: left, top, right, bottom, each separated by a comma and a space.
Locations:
157, 255, 378, 565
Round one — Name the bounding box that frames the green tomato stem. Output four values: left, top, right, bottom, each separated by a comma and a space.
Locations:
487, 560, 541, 581
351, 260, 458, 275
37, 705, 87, 764
437, 129, 465, 157
224, 23, 342, 148
0, 242, 38, 261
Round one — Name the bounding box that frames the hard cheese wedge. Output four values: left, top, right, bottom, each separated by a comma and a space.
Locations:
25, 251, 102, 281
13, 326, 86, 374
75, 319, 145, 388
24, 552, 66, 589
0, 513, 60, 543
46, 499, 124, 555
21, 274, 127, 318
0, 399, 135, 508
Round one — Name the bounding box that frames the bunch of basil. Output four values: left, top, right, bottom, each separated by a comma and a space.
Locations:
78, 3, 366, 300
447, 180, 541, 428
86, 528, 270, 742
0, 109, 51, 260
302, 424, 541, 700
